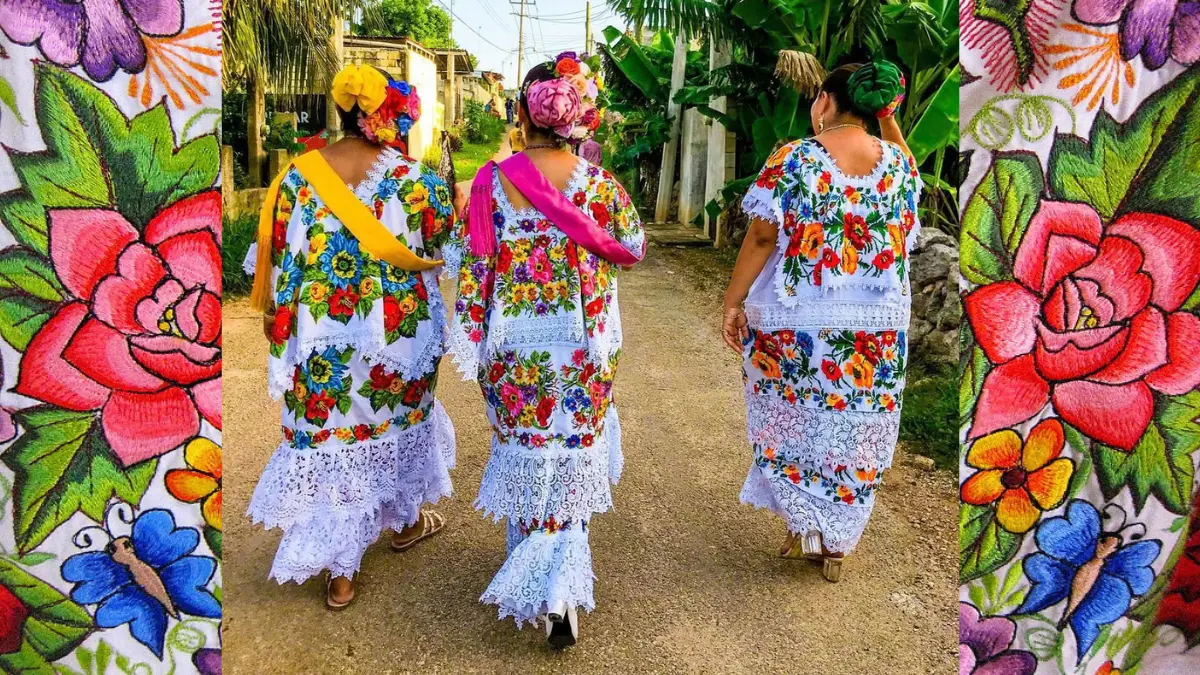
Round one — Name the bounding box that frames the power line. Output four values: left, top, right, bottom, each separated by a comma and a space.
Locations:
431, 0, 510, 54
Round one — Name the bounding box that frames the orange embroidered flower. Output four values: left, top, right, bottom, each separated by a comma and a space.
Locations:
751, 352, 782, 379
836, 485, 855, 504
844, 353, 875, 389
856, 467, 878, 483
840, 241, 859, 274
799, 223, 824, 259
165, 437, 222, 531
960, 419, 1074, 534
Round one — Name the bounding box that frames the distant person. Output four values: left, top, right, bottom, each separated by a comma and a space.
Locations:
579, 137, 601, 165
504, 96, 514, 124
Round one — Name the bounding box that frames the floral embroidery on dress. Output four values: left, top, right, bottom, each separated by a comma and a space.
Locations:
744, 139, 921, 304
282, 401, 435, 450
482, 347, 618, 440
743, 327, 906, 413
752, 443, 884, 505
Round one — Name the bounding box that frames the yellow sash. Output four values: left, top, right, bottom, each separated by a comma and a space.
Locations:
250, 150, 442, 313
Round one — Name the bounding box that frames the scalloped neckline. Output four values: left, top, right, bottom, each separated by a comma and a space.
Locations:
493, 158, 590, 219
809, 137, 889, 185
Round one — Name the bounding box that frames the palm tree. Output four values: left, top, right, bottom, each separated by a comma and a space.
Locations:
224, 0, 379, 185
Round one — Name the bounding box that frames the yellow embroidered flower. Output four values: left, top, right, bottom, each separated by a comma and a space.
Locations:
518, 408, 536, 427
460, 279, 478, 297
751, 352, 782, 379
293, 380, 307, 400
297, 186, 314, 206
548, 246, 566, 261
882, 346, 897, 362
825, 393, 845, 408
767, 143, 793, 167
360, 277, 377, 296
399, 296, 417, 314
165, 437, 222, 531
960, 419, 1074, 534
308, 232, 328, 264
515, 365, 540, 385
407, 409, 425, 425
387, 378, 405, 394
509, 287, 525, 304
841, 242, 859, 274
888, 223, 904, 256
335, 428, 354, 441
799, 223, 824, 260
377, 420, 391, 434
376, 126, 397, 143
843, 353, 875, 389
406, 182, 430, 211
308, 282, 329, 303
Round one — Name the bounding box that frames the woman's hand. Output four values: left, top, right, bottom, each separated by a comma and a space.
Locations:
722, 306, 749, 354
453, 180, 471, 218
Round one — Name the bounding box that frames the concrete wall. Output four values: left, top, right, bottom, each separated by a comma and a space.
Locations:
404, 46, 439, 160
677, 108, 708, 226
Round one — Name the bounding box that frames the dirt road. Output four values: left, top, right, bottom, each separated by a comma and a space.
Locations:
222, 243, 959, 674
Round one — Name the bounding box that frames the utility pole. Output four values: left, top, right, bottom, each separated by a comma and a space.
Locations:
585, 1, 591, 52
513, 0, 526, 82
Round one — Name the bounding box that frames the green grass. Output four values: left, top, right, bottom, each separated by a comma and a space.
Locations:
223, 214, 257, 299
899, 362, 958, 471
453, 136, 502, 182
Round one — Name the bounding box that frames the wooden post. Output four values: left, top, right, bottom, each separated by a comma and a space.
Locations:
654, 34, 688, 223
705, 39, 731, 245
247, 73, 266, 187
326, 16, 345, 140
444, 53, 457, 128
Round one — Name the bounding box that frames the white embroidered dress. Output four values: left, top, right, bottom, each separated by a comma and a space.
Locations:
739, 138, 922, 553
246, 148, 457, 582
447, 160, 644, 625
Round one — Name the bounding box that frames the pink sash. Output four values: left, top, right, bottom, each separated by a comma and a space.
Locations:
467, 154, 645, 266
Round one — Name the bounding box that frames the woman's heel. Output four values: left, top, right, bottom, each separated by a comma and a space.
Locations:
822, 556, 844, 583
801, 531, 823, 560
545, 601, 578, 647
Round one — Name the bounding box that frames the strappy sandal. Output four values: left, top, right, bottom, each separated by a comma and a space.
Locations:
325, 573, 355, 611
822, 556, 845, 583
779, 530, 822, 561
390, 509, 446, 552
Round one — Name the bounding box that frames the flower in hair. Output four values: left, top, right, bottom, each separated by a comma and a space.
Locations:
526, 78, 582, 135
331, 64, 388, 114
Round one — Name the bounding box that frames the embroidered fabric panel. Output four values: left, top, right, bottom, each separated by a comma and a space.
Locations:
959, 3, 1200, 673
741, 138, 922, 305
743, 327, 906, 414
263, 155, 454, 395
0, 4, 224, 670
447, 163, 643, 380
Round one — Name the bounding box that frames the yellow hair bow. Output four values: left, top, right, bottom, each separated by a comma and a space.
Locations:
331, 64, 387, 115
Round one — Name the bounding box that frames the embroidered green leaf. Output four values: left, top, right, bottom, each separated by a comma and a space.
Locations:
0, 248, 65, 351
204, 526, 222, 560
0, 74, 24, 124
0, 559, 92, 673
0, 64, 218, 255
0, 406, 157, 554
960, 152, 1043, 286
959, 337, 990, 431
1051, 65, 1200, 223
960, 502, 1022, 582
1092, 394, 1198, 515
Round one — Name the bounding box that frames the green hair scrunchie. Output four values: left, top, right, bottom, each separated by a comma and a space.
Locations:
847, 60, 904, 117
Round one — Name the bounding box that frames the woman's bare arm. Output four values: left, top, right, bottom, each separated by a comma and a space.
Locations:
721, 216, 778, 353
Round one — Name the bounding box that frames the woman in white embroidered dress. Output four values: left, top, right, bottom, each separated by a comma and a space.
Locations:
447, 60, 643, 646
722, 62, 921, 582
247, 66, 456, 609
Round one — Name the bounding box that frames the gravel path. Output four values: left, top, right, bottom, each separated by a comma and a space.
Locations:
221, 244, 959, 674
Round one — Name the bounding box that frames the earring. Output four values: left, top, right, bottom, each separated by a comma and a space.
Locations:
818, 115, 824, 133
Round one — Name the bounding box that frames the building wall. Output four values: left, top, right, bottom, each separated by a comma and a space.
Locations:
404, 46, 438, 160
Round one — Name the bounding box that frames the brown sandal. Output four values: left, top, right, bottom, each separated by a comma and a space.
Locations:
391, 509, 446, 552
325, 573, 355, 611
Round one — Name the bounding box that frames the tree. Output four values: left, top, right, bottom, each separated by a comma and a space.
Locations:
360, 0, 456, 49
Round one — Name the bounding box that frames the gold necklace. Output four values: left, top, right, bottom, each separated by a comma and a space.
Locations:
818, 123, 865, 135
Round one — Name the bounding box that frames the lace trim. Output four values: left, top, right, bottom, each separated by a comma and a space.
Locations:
480, 525, 595, 627
810, 137, 891, 185
491, 159, 590, 220
474, 407, 622, 524
243, 242, 258, 276
741, 188, 782, 225
744, 301, 910, 331
739, 467, 876, 554
487, 314, 585, 352
350, 147, 402, 202
745, 396, 900, 469
248, 401, 456, 532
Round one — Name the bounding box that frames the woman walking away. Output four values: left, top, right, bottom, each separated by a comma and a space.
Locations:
722, 61, 920, 582
446, 57, 644, 647
246, 64, 457, 609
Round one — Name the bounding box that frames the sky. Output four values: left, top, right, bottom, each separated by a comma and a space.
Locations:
432, 0, 627, 86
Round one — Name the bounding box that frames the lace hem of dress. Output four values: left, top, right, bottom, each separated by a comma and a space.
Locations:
741, 189, 783, 225
247, 401, 456, 532
739, 467, 876, 554
745, 395, 900, 470
744, 301, 910, 331
474, 406, 623, 524
480, 526, 595, 627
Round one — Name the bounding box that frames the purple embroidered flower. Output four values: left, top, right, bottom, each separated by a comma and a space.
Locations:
0, 0, 185, 81
959, 603, 1037, 675
1073, 0, 1200, 68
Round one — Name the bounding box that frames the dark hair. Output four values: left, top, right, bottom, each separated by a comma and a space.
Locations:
518, 62, 565, 141
819, 63, 870, 123
336, 65, 404, 140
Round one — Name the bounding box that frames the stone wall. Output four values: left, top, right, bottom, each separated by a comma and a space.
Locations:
907, 228, 961, 368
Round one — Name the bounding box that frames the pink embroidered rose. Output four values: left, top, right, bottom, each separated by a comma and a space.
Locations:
964, 201, 1200, 449
17, 192, 223, 465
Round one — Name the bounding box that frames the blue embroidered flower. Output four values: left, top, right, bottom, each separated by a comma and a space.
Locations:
381, 262, 418, 293
292, 430, 312, 449
377, 177, 400, 200
319, 230, 363, 289
493, 212, 506, 228
275, 249, 303, 304
797, 332, 814, 357
398, 117, 414, 134
1017, 500, 1161, 658
303, 346, 349, 393
61, 509, 221, 658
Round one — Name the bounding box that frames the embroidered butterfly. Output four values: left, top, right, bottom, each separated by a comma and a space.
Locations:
61, 505, 221, 658
1017, 500, 1161, 658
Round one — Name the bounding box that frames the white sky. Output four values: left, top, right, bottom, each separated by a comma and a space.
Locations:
433, 0, 627, 86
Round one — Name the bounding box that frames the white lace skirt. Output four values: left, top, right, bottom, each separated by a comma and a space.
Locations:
247, 402, 456, 583
472, 344, 624, 626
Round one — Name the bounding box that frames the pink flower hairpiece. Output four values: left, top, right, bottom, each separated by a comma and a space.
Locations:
525, 78, 582, 138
